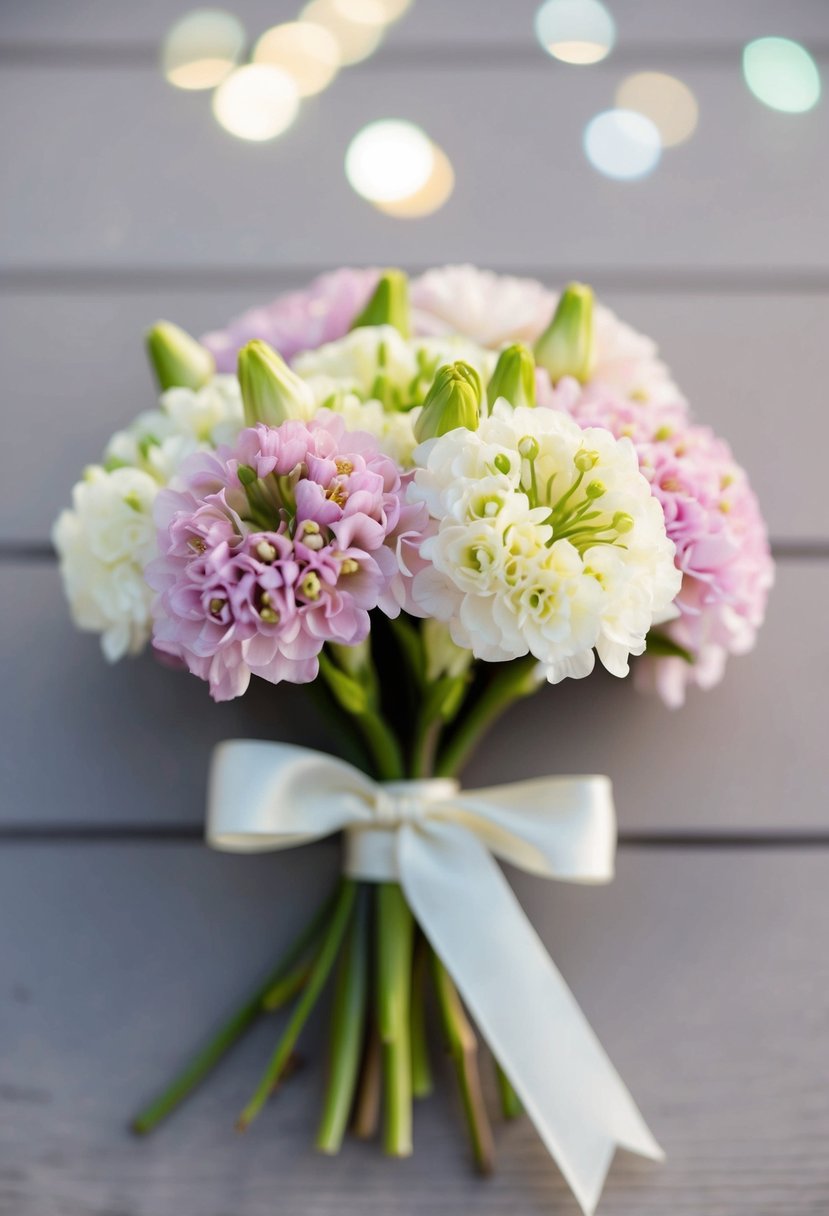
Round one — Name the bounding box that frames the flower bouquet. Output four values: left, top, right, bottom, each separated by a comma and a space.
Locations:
54, 266, 773, 1215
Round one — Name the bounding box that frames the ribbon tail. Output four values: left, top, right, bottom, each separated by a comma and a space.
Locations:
398, 821, 663, 1216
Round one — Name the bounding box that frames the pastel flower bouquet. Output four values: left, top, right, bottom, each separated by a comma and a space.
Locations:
55, 266, 773, 1214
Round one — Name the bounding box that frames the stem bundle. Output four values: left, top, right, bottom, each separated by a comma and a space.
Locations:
133, 634, 537, 1175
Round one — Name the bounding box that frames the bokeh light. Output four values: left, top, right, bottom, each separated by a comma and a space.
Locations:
212, 64, 300, 141
375, 144, 455, 217
253, 21, 341, 97
743, 37, 821, 114
534, 0, 615, 65
583, 109, 662, 180
346, 120, 436, 203
615, 72, 699, 147
162, 9, 245, 90
301, 0, 384, 64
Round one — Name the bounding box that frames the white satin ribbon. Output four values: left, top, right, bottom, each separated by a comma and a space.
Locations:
207, 739, 663, 1215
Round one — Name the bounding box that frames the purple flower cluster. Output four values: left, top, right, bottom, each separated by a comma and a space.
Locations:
548, 377, 774, 706
148, 414, 425, 701
201, 269, 379, 372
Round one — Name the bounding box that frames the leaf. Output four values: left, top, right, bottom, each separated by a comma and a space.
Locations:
645, 632, 694, 664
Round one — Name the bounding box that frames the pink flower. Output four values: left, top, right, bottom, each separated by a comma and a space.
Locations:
201, 269, 379, 372
547, 381, 774, 706
147, 413, 426, 701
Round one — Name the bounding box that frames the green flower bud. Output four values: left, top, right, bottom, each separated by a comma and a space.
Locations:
534, 283, 595, 384
487, 343, 537, 410
145, 321, 214, 392
237, 340, 313, 428
414, 361, 482, 443
350, 268, 411, 338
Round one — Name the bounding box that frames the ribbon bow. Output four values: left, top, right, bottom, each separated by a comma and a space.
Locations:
208, 740, 663, 1216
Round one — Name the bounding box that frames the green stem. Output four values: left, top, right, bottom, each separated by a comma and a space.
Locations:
131, 886, 339, 1135
410, 704, 443, 779
495, 1061, 523, 1120
356, 707, 406, 781
316, 885, 370, 1154
317, 654, 405, 781
410, 936, 433, 1098
260, 960, 313, 1012
436, 656, 539, 778
376, 883, 415, 1156
237, 881, 357, 1131
430, 951, 495, 1175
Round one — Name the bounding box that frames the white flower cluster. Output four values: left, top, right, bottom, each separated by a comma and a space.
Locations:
53, 377, 244, 661
293, 325, 496, 466
410, 402, 681, 683
52, 467, 158, 661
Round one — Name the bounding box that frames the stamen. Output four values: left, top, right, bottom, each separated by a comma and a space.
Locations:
335, 458, 354, 476
326, 481, 348, 507
574, 449, 599, 472
340, 558, 359, 575
209, 597, 225, 617
256, 540, 277, 563
300, 572, 322, 600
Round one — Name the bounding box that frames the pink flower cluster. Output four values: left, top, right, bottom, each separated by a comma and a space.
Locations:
148, 414, 425, 701
202, 269, 379, 371
549, 376, 774, 706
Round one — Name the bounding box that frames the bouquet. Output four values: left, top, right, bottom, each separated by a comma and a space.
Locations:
54, 266, 773, 1215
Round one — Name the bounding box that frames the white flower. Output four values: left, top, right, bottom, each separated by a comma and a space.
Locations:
105, 375, 244, 482
411, 265, 556, 348
410, 401, 681, 683
334, 393, 419, 468
293, 324, 496, 409
52, 466, 159, 662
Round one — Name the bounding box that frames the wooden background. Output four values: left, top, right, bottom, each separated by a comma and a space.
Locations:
1, 3, 828, 1213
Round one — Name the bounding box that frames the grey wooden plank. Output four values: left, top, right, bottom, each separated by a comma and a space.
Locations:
0, 288, 822, 544
1, 560, 824, 832
2, 61, 828, 273
1, 0, 826, 51
1, 843, 828, 1214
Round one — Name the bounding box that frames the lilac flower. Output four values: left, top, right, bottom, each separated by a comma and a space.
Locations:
547, 377, 774, 705
201, 269, 379, 372
147, 413, 426, 701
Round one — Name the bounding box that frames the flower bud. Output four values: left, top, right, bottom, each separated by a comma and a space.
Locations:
350, 269, 411, 338
487, 343, 537, 410
414, 361, 482, 442
237, 340, 314, 428
145, 321, 214, 391
533, 283, 595, 384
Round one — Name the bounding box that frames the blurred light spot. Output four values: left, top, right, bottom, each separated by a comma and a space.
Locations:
346, 120, 435, 203
584, 108, 661, 180
368, 0, 413, 21
743, 37, 821, 113
212, 64, 300, 141
375, 144, 454, 217
253, 22, 341, 97
301, 0, 384, 64
534, 0, 615, 65
615, 71, 698, 147
162, 9, 245, 90
332, 0, 388, 24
